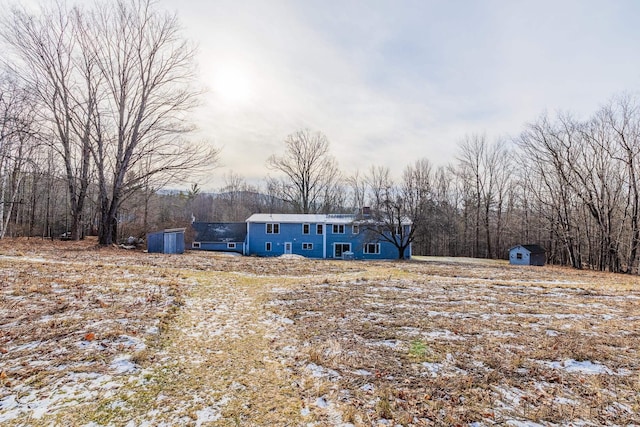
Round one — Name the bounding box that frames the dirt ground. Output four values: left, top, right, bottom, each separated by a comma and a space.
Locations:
0, 238, 638, 426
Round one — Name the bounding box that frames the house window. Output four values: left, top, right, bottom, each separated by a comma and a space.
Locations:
303, 223, 310, 234
227, 243, 236, 249
516, 252, 523, 260
317, 224, 323, 234
364, 243, 380, 254
352, 225, 359, 234
302, 243, 313, 250
192, 242, 201, 249
266, 223, 280, 234
266, 242, 272, 251
332, 224, 345, 234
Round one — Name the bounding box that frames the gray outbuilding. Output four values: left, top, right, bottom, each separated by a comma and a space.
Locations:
509, 244, 546, 266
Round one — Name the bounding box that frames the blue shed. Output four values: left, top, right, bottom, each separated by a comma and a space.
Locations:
191, 222, 247, 254
509, 244, 546, 266
147, 228, 186, 254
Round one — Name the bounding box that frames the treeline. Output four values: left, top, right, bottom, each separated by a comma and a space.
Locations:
2, 3, 640, 272
0, 0, 217, 245
161, 98, 640, 274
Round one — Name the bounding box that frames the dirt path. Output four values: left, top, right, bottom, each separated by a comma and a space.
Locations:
112, 271, 307, 426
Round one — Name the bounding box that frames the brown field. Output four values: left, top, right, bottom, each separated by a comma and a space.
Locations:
0, 238, 638, 426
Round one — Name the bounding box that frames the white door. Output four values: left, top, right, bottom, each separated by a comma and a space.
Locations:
284, 242, 292, 254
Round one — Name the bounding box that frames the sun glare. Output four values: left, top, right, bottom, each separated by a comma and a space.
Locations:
213, 65, 253, 106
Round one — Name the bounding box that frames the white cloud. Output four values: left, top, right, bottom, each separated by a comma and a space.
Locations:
159, 0, 640, 189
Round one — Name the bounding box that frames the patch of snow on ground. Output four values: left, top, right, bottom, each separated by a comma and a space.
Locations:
195, 397, 229, 426
370, 339, 400, 349
424, 330, 465, 340
305, 362, 341, 379
422, 362, 442, 377
111, 355, 138, 374
506, 421, 547, 427
360, 383, 374, 392
542, 359, 613, 375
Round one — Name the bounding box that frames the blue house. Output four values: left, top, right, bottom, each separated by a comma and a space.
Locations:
509, 244, 546, 266
191, 222, 247, 254
245, 213, 411, 260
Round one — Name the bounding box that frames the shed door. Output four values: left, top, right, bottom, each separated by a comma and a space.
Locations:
164, 232, 177, 254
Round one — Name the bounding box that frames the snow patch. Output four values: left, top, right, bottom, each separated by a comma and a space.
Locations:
542, 359, 613, 375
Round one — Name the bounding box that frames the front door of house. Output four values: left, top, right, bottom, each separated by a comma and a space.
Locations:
334, 243, 350, 258
284, 242, 292, 254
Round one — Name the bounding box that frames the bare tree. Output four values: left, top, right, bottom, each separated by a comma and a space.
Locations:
88, 0, 217, 244
267, 129, 341, 213
3, 3, 93, 240
359, 160, 433, 259
0, 73, 40, 238
3, 0, 217, 244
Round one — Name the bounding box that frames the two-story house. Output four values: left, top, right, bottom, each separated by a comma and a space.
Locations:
244, 213, 411, 259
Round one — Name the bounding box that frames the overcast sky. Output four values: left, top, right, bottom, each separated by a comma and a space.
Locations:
157, 0, 640, 188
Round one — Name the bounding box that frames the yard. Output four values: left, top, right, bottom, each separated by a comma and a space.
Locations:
0, 238, 638, 426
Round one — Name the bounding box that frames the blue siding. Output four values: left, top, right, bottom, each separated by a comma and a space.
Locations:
509, 245, 545, 266
247, 220, 410, 259
194, 242, 244, 253
147, 231, 164, 253
248, 222, 325, 257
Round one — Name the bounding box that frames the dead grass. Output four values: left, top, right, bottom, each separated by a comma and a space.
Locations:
0, 239, 639, 425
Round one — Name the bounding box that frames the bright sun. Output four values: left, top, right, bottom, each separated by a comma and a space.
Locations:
213, 65, 253, 106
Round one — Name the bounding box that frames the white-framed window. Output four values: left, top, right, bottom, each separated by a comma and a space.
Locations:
352, 225, 359, 234
364, 243, 380, 254
332, 224, 345, 234
192, 242, 201, 249
266, 242, 272, 251
317, 224, 323, 235
228, 243, 236, 249
302, 243, 313, 250
266, 223, 280, 234
516, 252, 523, 260
303, 223, 310, 234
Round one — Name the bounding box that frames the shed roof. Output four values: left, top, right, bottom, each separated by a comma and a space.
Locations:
510, 244, 546, 254
192, 222, 247, 243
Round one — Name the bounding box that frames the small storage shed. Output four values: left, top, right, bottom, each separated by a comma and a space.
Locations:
509, 244, 546, 266
147, 228, 186, 254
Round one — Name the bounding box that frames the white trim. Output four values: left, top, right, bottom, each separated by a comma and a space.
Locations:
322, 222, 327, 259
192, 242, 201, 249
228, 243, 236, 249
266, 223, 280, 234
302, 242, 313, 250
364, 242, 380, 254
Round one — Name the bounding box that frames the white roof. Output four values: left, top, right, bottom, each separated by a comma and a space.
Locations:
246, 213, 355, 224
